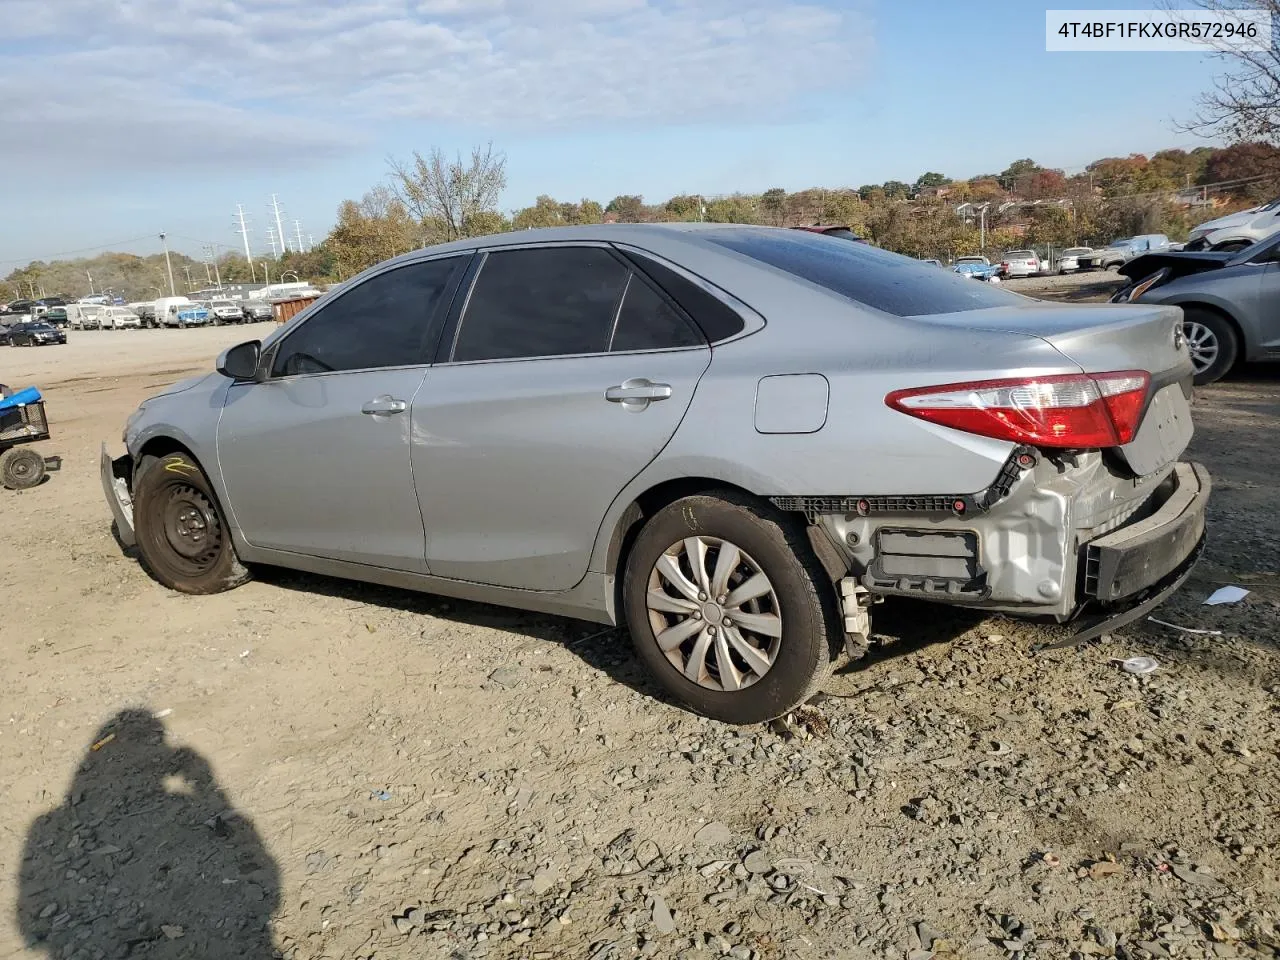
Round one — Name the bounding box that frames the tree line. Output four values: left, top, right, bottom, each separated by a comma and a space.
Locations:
6, 140, 1280, 302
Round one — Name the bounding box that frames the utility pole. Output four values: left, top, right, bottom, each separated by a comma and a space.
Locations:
266, 227, 278, 258
85, 271, 94, 295
979, 205, 987, 252
308, 233, 315, 249
293, 219, 305, 253
159, 232, 176, 296
261, 263, 270, 287
204, 245, 223, 291
270, 194, 287, 254
182, 265, 194, 289
234, 203, 256, 283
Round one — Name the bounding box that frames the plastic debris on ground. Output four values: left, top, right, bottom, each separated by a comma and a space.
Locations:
1203, 585, 1250, 605
1147, 616, 1223, 636
1113, 656, 1159, 675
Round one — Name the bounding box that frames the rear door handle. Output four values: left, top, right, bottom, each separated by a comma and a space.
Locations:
361, 396, 407, 415
605, 379, 672, 403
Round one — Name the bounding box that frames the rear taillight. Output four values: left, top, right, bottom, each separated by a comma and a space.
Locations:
885, 371, 1150, 448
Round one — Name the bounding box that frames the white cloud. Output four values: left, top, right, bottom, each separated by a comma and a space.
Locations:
2, 0, 874, 172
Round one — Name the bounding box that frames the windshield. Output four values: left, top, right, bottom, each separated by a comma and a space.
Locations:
1109, 237, 1134, 248
1228, 228, 1280, 265
30, 323, 54, 332
1005, 250, 1035, 258
213, 300, 235, 308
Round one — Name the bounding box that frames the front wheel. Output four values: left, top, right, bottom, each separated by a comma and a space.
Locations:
1183, 308, 1239, 386
132, 451, 250, 594
622, 492, 836, 724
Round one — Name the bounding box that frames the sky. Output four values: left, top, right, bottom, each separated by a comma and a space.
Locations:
0, 0, 1234, 266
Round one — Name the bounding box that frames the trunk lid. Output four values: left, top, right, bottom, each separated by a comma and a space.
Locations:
909, 302, 1195, 475
1118, 250, 1232, 282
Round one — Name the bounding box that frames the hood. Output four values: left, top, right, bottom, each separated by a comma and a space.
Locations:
1190, 205, 1264, 237
1118, 250, 1232, 282
147, 372, 218, 401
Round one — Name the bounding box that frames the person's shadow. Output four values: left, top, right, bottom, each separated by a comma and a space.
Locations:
15, 709, 280, 959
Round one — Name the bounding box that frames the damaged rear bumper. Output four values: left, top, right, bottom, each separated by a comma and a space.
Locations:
100, 442, 136, 547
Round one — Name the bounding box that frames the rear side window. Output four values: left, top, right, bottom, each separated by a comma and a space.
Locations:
620, 251, 745, 341
273, 257, 463, 376
609, 275, 703, 352
452, 247, 630, 362
704, 228, 1024, 316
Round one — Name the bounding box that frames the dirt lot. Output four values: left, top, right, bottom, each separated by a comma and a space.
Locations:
2, 327, 1278, 960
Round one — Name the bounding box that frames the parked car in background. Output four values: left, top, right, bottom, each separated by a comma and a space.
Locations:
1112, 228, 1280, 384
67, 303, 106, 330
919, 259, 943, 267
209, 299, 244, 325
154, 297, 193, 328
128, 302, 157, 327
240, 299, 274, 322
6, 299, 39, 316
1078, 235, 1172, 271
6, 321, 67, 346
78, 295, 110, 305
1184, 198, 1280, 252
953, 257, 1003, 282
42, 307, 69, 328
999, 250, 1042, 278
103, 306, 142, 330
1055, 247, 1093, 274
101, 224, 1206, 723
174, 301, 212, 327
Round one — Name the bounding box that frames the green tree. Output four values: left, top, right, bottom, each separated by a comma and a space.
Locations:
914, 171, 950, 190
760, 187, 787, 224
605, 195, 646, 221
576, 199, 604, 224
882, 180, 911, 199
664, 194, 703, 221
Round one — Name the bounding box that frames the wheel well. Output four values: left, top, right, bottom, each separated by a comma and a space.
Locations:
134, 437, 200, 479
1176, 302, 1244, 352
604, 477, 759, 578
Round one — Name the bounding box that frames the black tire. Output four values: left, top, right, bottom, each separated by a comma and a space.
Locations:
132, 451, 250, 594
622, 491, 837, 724
1212, 240, 1250, 253
1182, 307, 1239, 386
0, 447, 46, 489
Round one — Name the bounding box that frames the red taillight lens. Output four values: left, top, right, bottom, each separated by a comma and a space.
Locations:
885, 371, 1150, 448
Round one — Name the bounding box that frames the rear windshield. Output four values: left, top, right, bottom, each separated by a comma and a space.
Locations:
1005, 250, 1036, 258
704, 228, 1022, 316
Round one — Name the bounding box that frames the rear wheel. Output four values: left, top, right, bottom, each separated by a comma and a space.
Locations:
0, 447, 46, 490
132, 451, 250, 594
622, 491, 836, 724
1183, 308, 1239, 386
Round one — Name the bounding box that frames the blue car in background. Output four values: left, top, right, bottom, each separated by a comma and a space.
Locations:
952, 257, 1003, 282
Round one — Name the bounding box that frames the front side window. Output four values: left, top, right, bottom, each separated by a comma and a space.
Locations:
452, 247, 630, 362
273, 257, 464, 376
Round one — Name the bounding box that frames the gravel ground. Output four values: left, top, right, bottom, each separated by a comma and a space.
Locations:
1000, 271, 1127, 302
2, 329, 1277, 960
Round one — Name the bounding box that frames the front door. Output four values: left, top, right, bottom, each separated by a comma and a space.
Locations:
216, 255, 468, 571
413, 244, 711, 591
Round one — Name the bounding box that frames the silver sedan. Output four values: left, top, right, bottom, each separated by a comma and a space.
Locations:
103, 224, 1209, 722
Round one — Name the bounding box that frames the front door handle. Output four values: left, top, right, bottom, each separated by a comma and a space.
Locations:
361, 396, 407, 415
605, 379, 672, 404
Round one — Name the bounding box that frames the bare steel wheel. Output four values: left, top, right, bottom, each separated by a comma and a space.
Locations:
132, 451, 250, 594
646, 537, 782, 691
623, 491, 836, 723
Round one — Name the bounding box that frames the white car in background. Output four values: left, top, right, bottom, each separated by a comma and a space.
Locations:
999, 250, 1042, 278
1055, 247, 1093, 274
67, 303, 106, 330
1184, 197, 1280, 252
103, 306, 142, 330
209, 299, 244, 324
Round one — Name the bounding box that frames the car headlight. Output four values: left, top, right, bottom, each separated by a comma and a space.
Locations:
1110, 268, 1169, 303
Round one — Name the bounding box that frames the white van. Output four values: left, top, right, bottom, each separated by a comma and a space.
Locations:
66, 303, 107, 330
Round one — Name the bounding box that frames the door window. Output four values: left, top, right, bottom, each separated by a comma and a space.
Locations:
273, 258, 464, 377
609, 274, 703, 352
451, 247, 630, 362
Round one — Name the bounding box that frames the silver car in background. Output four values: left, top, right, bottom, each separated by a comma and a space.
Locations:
1113, 228, 1280, 384
1055, 247, 1093, 274
999, 250, 1042, 278
102, 224, 1209, 723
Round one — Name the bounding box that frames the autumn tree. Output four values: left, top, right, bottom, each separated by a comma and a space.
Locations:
760, 188, 787, 224
1201, 141, 1280, 199
386, 142, 507, 243
327, 186, 420, 277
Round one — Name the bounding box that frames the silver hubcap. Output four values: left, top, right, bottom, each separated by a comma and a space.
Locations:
1184, 321, 1218, 373
645, 537, 782, 691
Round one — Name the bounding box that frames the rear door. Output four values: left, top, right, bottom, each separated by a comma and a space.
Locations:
216, 255, 469, 571
412, 243, 711, 591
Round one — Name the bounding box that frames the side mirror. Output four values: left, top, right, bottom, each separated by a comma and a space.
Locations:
216, 340, 262, 381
